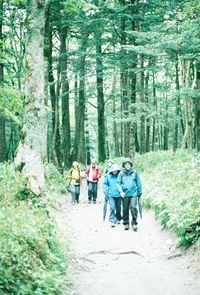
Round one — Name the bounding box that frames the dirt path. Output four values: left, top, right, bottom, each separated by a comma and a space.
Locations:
56, 181, 200, 295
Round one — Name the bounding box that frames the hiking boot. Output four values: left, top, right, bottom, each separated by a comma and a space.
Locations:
88, 200, 91, 204
110, 223, 115, 228
132, 224, 138, 232
117, 220, 121, 224
124, 224, 130, 231
93, 200, 96, 204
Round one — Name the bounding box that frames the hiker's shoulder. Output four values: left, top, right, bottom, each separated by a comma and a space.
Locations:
118, 170, 125, 176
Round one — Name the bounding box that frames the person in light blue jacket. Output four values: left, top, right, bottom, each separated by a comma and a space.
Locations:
117, 158, 142, 231
103, 164, 122, 227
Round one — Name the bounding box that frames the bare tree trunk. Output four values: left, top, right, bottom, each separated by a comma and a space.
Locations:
0, 0, 7, 163
74, 34, 88, 164
181, 60, 193, 150
152, 72, 156, 151
111, 69, 120, 157
129, 1, 138, 159
139, 55, 146, 154
120, 0, 130, 156
163, 92, 169, 150
15, 0, 48, 195
95, 32, 106, 163
85, 105, 91, 165
44, 9, 61, 166
173, 54, 180, 152
59, 29, 71, 168
0, 0, 3, 83
196, 63, 200, 152
145, 65, 150, 153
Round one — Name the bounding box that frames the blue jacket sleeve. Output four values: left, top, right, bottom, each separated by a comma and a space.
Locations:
116, 172, 123, 194
103, 175, 109, 195
136, 173, 142, 196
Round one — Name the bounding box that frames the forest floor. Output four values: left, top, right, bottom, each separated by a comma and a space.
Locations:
55, 180, 200, 295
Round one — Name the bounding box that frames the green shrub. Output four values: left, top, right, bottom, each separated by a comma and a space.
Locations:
138, 150, 200, 247
45, 164, 67, 194
0, 164, 67, 294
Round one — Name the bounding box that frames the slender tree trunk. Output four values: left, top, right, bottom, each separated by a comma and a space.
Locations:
85, 105, 91, 165
181, 60, 193, 150
0, 0, 3, 82
139, 56, 146, 154
152, 72, 156, 151
111, 69, 120, 157
44, 9, 61, 166
0, 0, 7, 163
173, 54, 180, 152
95, 32, 106, 163
145, 66, 150, 152
74, 73, 79, 145
163, 92, 169, 150
120, 0, 129, 156
15, 0, 48, 194
59, 29, 71, 168
129, 1, 137, 159
0, 115, 7, 162
74, 34, 88, 164
105, 111, 110, 159
196, 63, 200, 152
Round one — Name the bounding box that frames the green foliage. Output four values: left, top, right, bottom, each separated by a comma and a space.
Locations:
138, 150, 200, 247
0, 164, 67, 294
45, 164, 67, 194
0, 86, 23, 123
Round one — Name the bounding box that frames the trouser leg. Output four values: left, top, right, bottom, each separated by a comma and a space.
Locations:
109, 197, 116, 224
71, 185, 76, 203
122, 197, 131, 225
88, 182, 93, 201
75, 186, 80, 203
130, 197, 138, 225
115, 198, 122, 221
93, 183, 98, 201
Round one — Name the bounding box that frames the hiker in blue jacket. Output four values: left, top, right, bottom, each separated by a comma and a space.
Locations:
117, 158, 142, 231
103, 164, 122, 227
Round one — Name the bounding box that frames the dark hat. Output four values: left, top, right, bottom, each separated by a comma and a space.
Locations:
122, 158, 133, 167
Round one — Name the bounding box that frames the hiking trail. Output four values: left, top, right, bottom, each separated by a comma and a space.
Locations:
56, 180, 200, 295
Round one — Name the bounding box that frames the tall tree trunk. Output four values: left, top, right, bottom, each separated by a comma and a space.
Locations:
85, 105, 91, 165
111, 68, 120, 157
44, 8, 61, 166
145, 66, 150, 152
120, 0, 129, 156
15, 0, 48, 195
152, 72, 156, 151
74, 73, 79, 145
74, 34, 88, 164
95, 32, 106, 163
0, 0, 3, 83
173, 54, 180, 152
139, 55, 146, 154
181, 60, 193, 150
59, 29, 71, 168
196, 63, 200, 152
0, 0, 7, 163
163, 92, 169, 150
129, 0, 138, 159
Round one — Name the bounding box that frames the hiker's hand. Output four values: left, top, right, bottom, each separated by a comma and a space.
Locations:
121, 192, 125, 198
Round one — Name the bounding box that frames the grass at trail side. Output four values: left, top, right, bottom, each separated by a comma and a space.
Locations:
0, 164, 67, 295
135, 151, 200, 247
